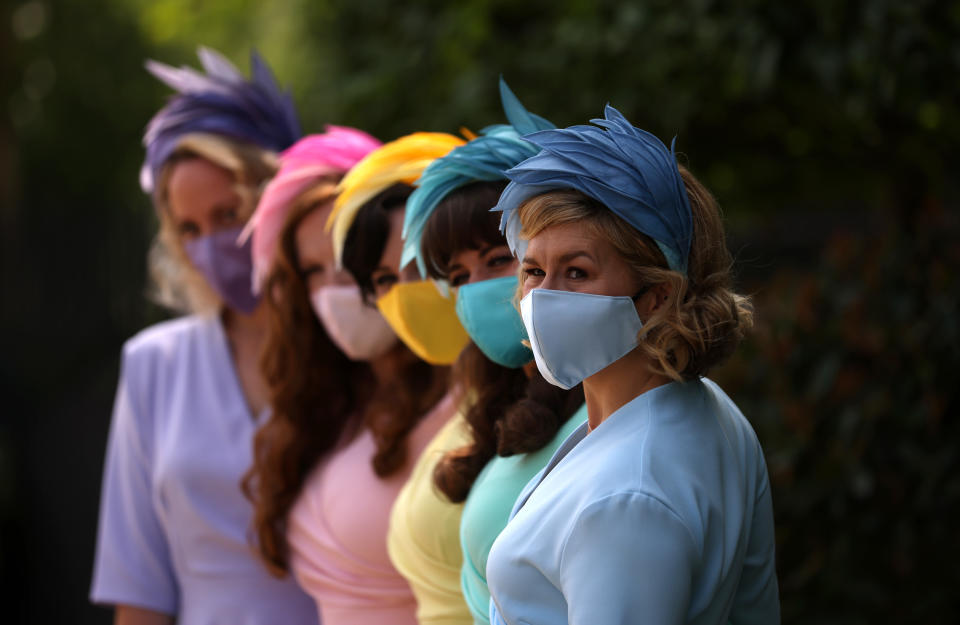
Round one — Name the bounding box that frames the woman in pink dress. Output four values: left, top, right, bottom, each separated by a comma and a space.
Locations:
243, 129, 451, 625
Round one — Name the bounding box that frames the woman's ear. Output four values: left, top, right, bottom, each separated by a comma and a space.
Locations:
635, 282, 672, 319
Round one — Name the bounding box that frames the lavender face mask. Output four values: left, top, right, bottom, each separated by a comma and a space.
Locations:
184, 225, 261, 314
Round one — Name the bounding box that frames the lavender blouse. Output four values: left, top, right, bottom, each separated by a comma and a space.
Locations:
91, 315, 317, 624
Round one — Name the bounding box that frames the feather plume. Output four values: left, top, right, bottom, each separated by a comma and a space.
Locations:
240, 126, 382, 291
327, 132, 465, 266
140, 47, 301, 193
401, 78, 555, 276
494, 105, 693, 273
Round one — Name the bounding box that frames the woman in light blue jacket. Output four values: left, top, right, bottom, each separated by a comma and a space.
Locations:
485, 106, 780, 625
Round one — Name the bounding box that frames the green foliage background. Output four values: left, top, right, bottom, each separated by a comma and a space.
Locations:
2, 0, 958, 622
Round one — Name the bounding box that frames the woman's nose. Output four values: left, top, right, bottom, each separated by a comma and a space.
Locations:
332, 269, 353, 287
540, 272, 561, 291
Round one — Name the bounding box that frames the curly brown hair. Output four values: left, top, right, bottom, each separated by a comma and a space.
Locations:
516, 166, 754, 382
418, 182, 584, 503
434, 343, 583, 502
243, 187, 371, 576
244, 182, 447, 576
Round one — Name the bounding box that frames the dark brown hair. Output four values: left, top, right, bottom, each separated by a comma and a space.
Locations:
341, 182, 449, 473
342, 183, 413, 302
419, 181, 584, 503
517, 167, 753, 381
434, 344, 583, 502
244, 185, 372, 576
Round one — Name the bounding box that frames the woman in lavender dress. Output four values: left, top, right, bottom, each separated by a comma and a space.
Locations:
90, 49, 317, 625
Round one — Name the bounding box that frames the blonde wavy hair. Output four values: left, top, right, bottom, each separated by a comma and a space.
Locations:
516, 166, 753, 382
148, 133, 278, 313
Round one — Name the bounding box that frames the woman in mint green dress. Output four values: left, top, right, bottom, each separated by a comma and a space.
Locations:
400, 80, 586, 625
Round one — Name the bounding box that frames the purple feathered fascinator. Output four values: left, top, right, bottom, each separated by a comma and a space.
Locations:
140, 47, 301, 193
494, 105, 693, 274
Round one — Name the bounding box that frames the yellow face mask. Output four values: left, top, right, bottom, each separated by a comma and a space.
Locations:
376, 280, 470, 365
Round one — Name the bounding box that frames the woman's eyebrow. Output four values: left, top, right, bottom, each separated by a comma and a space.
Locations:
558, 250, 594, 264
212, 198, 240, 213
479, 244, 506, 257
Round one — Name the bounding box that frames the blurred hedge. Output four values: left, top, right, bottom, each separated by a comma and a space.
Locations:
714, 203, 960, 623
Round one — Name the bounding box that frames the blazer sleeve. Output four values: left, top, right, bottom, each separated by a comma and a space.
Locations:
559, 492, 699, 625
90, 343, 178, 614
729, 460, 781, 625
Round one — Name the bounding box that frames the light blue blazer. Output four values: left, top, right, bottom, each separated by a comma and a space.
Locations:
486, 378, 780, 625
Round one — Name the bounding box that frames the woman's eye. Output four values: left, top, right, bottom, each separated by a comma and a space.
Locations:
523, 267, 545, 278
374, 273, 398, 287
450, 272, 469, 287
300, 264, 323, 278
566, 267, 587, 279
488, 255, 513, 268
216, 206, 241, 226
178, 222, 200, 238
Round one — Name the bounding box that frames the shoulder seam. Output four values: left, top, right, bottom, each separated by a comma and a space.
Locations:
559, 490, 701, 571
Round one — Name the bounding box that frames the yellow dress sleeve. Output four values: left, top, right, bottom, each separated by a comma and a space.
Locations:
388, 409, 473, 625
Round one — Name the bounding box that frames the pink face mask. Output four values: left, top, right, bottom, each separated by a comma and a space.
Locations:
311, 285, 398, 361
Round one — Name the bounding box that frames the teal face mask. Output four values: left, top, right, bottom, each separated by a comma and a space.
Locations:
454, 275, 533, 369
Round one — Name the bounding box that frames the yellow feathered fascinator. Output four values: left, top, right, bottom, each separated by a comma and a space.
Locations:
327, 131, 466, 264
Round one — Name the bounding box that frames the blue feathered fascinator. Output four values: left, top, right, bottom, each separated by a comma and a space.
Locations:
494, 106, 693, 274
401, 78, 555, 276
140, 47, 301, 193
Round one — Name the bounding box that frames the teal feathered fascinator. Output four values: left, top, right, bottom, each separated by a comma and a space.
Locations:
401, 78, 555, 276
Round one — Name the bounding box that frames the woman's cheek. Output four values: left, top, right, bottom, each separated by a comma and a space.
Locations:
520, 277, 537, 295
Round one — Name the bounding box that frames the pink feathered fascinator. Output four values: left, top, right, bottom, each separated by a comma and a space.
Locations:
241, 125, 382, 292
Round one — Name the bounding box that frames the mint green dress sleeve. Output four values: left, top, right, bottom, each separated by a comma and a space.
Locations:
459, 405, 588, 625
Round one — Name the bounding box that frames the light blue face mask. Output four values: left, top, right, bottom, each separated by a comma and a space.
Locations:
519, 288, 645, 389
455, 275, 533, 369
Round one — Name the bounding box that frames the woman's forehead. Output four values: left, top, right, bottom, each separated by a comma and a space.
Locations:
167, 158, 237, 216
526, 222, 606, 256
